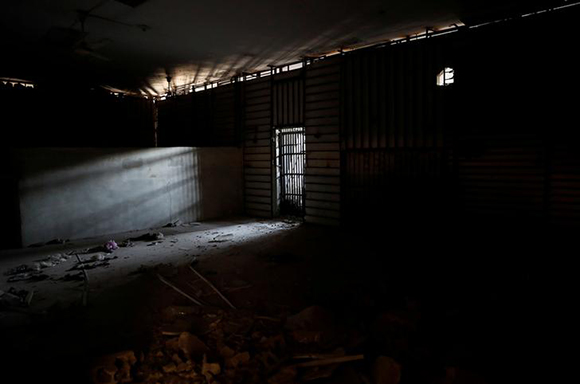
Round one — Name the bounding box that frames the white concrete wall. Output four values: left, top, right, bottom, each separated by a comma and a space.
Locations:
15, 147, 242, 246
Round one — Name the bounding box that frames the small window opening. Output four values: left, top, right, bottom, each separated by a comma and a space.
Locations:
437, 67, 454, 86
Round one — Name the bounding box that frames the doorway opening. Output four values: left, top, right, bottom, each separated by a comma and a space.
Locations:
274, 127, 306, 217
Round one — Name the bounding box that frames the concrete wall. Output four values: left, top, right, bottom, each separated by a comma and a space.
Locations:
14, 147, 242, 246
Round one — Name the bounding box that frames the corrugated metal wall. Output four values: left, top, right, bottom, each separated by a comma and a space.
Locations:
452, 7, 580, 227
243, 77, 272, 218
341, 39, 451, 224
159, 6, 580, 228
304, 57, 342, 225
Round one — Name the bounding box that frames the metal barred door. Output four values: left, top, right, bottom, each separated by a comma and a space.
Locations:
278, 127, 306, 216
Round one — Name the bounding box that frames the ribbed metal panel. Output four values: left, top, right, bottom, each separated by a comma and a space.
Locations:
303, 57, 342, 225
243, 77, 272, 217
341, 38, 450, 222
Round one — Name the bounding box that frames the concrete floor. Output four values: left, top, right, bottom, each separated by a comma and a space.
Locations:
0, 217, 299, 314
0, 217, 558, 384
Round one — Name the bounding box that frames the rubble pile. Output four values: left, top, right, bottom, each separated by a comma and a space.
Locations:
91, 305, 372, 384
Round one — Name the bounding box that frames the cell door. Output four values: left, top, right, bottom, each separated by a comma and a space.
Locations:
275, 127, 306, 216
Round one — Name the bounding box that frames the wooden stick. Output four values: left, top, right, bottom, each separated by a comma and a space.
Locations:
188, 265, 236, 309
291, 355, 364, 368
224, 284, 254, 292
292, 353, 345, 360
75, 253, 89, 306
157, 274, 204, 306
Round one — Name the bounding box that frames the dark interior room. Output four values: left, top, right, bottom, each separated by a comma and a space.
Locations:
1, 1, 576, 383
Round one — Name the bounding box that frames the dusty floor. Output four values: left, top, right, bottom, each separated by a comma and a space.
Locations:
0, 217, 563, 384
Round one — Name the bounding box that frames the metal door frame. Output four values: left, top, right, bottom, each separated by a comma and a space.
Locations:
274, 126, 306, 217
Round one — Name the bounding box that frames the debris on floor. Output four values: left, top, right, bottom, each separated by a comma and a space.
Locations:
209, 233, 234, 243
5, 270, 50, 283
67, 255, 118, 271
119, 239, 135, 248
35, 253, 71, 269
4, 264, 36, 276
164, 219, 182, 228
129, 232, 165, 242
0, 287, 33, 308
104, 240, 119, 252
91, 302, 369, 384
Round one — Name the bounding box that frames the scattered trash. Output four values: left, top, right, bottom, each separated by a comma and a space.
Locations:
164, 219, 182, 228
0, 287, 33, 308
104, 240, 118, 252
59, 272, 85, 282
157, 273, 204, 306
209, 233, 234, 243
67, 255, 117, 271
129, 232, 164, 242
90, 254, 106, 262
6, 272, 49, 283
4, 264, 36, 276
147, 241, 162, 246
119, 239, 135, 248
75, 254, 90, 306
189, 265, 236, 309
